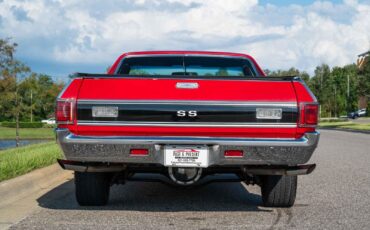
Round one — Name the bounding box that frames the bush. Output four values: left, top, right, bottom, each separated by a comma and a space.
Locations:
319, 118, 348, 123
42, 123, 56, 128
1, 122, 44, 128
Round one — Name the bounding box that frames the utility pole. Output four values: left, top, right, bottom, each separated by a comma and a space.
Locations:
346, 75, 350, 113
10, 52, 20, 147
334, 85, 337, 117
347, 75, 350, 98
30, 89, 33, 122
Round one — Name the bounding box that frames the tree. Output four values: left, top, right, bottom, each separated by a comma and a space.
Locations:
0, 38, 30, 147
308, 64, 331, 116
19, 73, 38, 122
265, 63, 363, 117
357, 56, 370, 109
17, 73, 64, 121
0, 39, 16, 69
0, 73, 16, 121
215, 68, 229, 76
265, 67, 310, 83
267, 67, 300, 77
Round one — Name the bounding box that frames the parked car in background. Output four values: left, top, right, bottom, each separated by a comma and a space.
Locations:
348, 108, 367, 119
41, 118, 56, 124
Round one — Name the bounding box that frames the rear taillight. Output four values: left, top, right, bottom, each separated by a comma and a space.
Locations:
56, 98, 75, 124
299, 103, 319, 127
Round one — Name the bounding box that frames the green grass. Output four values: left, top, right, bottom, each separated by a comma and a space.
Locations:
0, 142, 62, 182
319, 121, 370, 131
0, 127, 54, 140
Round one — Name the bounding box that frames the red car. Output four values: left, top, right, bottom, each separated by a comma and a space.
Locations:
56, 51, 320, 207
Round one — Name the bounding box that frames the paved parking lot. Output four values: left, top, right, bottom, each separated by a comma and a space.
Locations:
8, 130, 370, 229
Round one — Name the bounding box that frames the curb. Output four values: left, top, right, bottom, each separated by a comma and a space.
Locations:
0, 164, 73, 207
318, 127, 370, 134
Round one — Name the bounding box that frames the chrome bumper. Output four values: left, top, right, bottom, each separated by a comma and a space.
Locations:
56, 129, 320, 166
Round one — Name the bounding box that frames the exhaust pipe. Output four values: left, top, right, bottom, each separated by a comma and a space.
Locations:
168, 167, 203, 185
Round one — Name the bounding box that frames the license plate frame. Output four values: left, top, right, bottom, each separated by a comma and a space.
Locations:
164, 145, 209, 168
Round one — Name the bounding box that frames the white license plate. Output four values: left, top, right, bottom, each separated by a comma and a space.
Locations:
164, 146, 209, 168
256, 108, 282, 119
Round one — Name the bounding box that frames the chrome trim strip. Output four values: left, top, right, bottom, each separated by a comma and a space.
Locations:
77, 100, 297, 107
76, 121, 297, 128
56, 128, 319, 147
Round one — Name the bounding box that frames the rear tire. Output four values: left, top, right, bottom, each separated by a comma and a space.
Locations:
75, 172, 111, 206
260, 175, 297, 207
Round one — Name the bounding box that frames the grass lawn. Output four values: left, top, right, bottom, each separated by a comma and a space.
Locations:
319, 121, 370, 131
0, 127, 55, 140
0, 142, 62, 182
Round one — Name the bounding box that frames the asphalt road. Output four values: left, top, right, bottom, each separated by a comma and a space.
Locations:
9, 130, 370, 229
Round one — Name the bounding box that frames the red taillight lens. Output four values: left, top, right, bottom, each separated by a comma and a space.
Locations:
224, 150, 244, 157
130, 149, 149, 156
56, 99, 75, 124
299, 103, 319, 127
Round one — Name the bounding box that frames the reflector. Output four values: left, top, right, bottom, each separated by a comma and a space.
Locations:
130, 149, 149, 156
224, 150, 243, 157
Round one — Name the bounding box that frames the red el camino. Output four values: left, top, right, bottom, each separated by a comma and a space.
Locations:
56, 51, 320, 207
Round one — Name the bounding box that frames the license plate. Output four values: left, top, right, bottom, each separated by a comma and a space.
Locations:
164, 146, 209, 168
256, 108, 282, 119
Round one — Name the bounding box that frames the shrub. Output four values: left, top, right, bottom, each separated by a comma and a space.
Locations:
319, 118, 348, 123
1, 122, 44, 128
42, 123, 56, 128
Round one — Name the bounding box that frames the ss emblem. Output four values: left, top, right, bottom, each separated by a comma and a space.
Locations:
177, 110, 197, 117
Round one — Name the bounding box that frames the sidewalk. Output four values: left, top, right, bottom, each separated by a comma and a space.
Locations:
0, 164, 73, 230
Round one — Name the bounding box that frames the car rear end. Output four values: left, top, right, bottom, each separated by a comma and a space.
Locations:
56, 51, 320, 207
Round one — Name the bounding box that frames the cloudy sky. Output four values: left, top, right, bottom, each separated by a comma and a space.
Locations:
0, 0, 370, 80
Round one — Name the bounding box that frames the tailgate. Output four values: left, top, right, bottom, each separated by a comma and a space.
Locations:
75, 77, 298, 138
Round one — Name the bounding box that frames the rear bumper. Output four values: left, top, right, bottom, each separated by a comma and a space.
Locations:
56, 128, 319, 166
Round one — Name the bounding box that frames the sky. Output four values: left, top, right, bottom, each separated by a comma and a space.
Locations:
0, 0, 370, 81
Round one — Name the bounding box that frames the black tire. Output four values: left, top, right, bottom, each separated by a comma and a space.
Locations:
260, 175, 297, 207
75, 172, 111, 206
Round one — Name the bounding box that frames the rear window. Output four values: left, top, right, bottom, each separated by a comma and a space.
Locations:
117, 56, 257, 77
